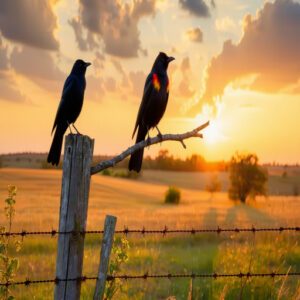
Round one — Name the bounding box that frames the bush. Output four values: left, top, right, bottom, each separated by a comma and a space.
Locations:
228, 153, 268, 203
101, 169, 113, 176
206, 174, 222, 197
164, 187, 181, 204
101, 169, 140, 180
0, 186, 22, 299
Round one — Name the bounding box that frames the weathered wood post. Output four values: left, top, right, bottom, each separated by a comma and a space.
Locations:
54, 134, 94, 300
93, 215, 117, 300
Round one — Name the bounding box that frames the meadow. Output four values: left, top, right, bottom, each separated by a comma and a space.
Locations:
0, 168, 299, 299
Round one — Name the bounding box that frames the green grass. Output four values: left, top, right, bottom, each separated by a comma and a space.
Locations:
7, 234, 300, 299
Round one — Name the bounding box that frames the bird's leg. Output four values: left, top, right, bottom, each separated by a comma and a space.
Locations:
156, 126, 163, 141
72, 124, 81, 135
67, 121, 73, 134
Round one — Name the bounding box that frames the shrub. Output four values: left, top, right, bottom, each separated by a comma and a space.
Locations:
101, 169, 140, 180
101, 169, 113, 176
0, 186, 22, 299
164, 186, 181, 204
206, 174, 222, 197
228, 153, 268, 203
105, 237, 129, 299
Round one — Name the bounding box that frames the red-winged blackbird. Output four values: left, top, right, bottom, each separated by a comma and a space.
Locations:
129, 52, 175, 172
47, 59, 91, 165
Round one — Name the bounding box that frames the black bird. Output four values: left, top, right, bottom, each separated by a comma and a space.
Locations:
129, 52, 175, 172
47, 59, 91, 165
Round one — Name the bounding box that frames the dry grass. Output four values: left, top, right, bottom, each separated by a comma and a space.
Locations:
0, 168, 299, 299
0, 168, 299, 231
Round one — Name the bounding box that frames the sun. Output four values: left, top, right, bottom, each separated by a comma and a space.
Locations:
194, 113, 224, 145
204, 119, 223, 144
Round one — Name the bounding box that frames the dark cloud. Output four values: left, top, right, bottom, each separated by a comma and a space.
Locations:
69, 18, 98, 52
195, 0, 300, 112
10, 46, 65, 91
0, 37, 9, 70
186, 27, 203, 43
71, 0, 156, 57
179, 0, 210, 17
0, 0, 59, 50
69, 18, 88, 51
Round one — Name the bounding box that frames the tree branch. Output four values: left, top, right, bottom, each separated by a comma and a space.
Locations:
90, 121, 209, 175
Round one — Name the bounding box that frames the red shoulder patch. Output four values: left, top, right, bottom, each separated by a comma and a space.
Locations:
152, 73, 161, 91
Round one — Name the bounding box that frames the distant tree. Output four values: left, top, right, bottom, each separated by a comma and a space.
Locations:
206, 174, 222, 197
228, 153, 268, 203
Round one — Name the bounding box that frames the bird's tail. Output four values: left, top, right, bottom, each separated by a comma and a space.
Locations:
129, 125, 147, 173
47, 124, 67, 166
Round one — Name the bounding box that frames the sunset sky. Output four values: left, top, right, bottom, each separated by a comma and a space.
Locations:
0, 0, 299, 164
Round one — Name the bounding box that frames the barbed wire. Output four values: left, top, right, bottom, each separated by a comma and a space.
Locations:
1, 271, 299, 287
0, 226, 299, 237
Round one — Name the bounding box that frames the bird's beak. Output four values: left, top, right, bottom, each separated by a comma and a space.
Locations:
167, 56, 175, 63
85, 62, 91, 67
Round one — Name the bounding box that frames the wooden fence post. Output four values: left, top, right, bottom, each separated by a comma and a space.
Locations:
93, 215, 117, 300
54, 134, 94, 300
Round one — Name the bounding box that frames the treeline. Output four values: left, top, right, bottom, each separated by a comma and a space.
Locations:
0, 150, 225, 172
93, 149, 227, 172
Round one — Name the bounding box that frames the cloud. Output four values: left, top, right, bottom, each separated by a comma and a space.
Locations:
215, 17, 235, 32
10, 46, 65, 91
196, 0, 300, 111
0, 37, 9, 70
0, 0, 59, 50
177, 57, 195, 97
186, 27, 203, 42
0, 72, 26, 102
0, 38, 25, 102
128, 70, 147, 98
71, 0, 156, 58
85, 75, 105, 102
179, 0, 210, 17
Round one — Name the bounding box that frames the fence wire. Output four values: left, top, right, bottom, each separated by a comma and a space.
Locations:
0, 226, 299, 237
1, 271, 300, 287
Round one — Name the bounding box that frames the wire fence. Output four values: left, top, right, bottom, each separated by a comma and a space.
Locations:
1, 271, 300, 287
1, 226, 299, 237
1, 225, 299, 291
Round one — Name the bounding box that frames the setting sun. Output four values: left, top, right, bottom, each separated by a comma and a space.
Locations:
203, 119, 223, 145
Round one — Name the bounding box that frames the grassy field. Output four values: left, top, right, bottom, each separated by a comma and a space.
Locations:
0, 168, 299, 299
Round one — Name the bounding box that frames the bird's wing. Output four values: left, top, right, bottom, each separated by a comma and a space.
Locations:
132, 73, 154, 138
51, 75, 77, 134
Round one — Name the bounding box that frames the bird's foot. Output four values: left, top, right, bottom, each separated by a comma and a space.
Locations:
157, 132, 163, 141
72, 124, 82, 135
156, 126, 163, 143
67, 122, 73, 134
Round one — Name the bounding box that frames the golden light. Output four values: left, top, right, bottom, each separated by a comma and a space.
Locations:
194, 101, 227, 145
203, 119, 223, 144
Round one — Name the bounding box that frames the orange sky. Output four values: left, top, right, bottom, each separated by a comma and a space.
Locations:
0, 0, 299, 164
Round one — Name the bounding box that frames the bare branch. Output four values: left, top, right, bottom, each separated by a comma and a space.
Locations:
90, 121, 209, 175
